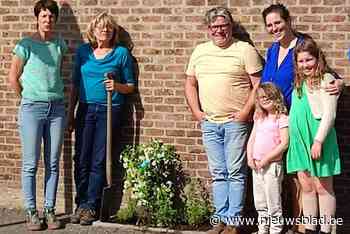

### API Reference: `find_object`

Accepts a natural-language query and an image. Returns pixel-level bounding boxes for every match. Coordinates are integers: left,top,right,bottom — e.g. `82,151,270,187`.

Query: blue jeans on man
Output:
19,98,65,210
201,120,250,226
74,102,121,211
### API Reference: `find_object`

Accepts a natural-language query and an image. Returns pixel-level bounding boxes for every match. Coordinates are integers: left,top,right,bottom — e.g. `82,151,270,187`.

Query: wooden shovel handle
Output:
106,86,112,186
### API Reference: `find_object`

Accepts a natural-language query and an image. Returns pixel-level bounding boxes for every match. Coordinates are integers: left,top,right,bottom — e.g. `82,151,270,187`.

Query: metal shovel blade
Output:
100,184,118,222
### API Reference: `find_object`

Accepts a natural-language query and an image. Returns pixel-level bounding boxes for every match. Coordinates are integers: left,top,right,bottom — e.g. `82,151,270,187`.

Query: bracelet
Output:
314,139,322,144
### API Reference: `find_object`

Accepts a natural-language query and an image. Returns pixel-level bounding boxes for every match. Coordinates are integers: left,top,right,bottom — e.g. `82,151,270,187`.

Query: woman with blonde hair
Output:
68,12,135,225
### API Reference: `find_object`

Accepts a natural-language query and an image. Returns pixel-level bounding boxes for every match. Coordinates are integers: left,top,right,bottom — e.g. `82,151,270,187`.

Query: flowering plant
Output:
120,140,183,227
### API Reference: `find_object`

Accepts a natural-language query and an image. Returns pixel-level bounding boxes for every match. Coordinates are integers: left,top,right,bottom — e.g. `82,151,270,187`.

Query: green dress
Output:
287,83,341,177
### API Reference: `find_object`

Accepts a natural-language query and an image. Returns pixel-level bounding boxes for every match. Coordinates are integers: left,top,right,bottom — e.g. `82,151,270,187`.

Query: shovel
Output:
100,73,117,222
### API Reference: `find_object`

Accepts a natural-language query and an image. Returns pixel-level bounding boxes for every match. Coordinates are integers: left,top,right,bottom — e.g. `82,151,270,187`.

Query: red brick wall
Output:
0,0,349,215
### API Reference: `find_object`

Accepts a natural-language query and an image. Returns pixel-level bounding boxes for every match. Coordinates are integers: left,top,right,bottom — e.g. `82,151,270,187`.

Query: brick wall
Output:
0,0,349,218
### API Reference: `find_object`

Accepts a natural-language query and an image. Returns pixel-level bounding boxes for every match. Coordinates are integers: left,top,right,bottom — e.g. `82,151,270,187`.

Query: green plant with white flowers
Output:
120,140,183,227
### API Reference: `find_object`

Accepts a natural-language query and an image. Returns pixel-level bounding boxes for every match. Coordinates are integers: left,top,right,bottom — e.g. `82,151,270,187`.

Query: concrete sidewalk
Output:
0,207,119,234
0,207,205,234
0,207,348,234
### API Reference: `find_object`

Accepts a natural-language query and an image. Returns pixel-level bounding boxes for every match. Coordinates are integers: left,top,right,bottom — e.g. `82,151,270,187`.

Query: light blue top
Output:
13,36,68,101
73,43,135,106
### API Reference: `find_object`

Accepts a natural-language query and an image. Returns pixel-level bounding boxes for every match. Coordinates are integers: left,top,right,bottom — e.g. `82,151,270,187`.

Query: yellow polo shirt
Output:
186,40,263,123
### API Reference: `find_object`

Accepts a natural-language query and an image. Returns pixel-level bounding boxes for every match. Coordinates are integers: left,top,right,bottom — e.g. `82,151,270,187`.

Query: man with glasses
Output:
185,7,263,234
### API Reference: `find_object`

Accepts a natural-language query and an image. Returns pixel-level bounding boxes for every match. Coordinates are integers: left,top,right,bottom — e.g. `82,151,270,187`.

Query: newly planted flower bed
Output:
115,140,212,229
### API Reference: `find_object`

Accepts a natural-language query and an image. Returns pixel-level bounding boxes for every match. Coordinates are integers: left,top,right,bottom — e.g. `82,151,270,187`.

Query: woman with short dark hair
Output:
8,0,66,231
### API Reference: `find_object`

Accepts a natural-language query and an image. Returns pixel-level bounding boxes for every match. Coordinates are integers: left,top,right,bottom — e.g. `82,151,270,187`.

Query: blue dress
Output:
261,38,303,109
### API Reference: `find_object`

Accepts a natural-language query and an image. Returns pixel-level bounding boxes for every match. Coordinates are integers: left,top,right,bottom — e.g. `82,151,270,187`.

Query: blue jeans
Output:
19,98,65,210
74,103,121,210
201,120,250,225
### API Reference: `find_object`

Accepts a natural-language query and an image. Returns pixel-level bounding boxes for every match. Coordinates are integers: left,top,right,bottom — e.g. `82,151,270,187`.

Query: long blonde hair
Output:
86,12,119,49
255,82,287,119
293,37,331,97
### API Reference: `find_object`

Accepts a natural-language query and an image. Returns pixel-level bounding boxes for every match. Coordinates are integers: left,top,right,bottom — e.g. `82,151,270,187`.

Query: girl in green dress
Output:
287,37,341,234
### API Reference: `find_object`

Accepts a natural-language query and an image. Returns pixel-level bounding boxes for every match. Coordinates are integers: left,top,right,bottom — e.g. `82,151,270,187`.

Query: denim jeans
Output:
18,98,65,210
74,103,121,210
201,120,250,225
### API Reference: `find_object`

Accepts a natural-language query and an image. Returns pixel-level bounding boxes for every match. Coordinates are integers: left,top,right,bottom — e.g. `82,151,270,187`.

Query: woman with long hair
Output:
67,12,135,225
287,37,341,234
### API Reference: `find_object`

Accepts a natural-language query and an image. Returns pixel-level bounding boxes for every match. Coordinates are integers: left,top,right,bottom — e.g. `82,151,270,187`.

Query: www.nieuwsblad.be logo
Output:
210,215,344,226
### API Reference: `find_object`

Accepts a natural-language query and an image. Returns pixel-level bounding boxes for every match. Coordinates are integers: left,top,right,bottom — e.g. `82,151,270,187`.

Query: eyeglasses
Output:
208,23,231,32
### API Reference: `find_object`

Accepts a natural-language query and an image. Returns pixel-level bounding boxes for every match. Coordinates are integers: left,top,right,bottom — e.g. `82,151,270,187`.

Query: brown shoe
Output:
25,208,43,231
207,222,226,234
70,207,83,224
222,225,238,234
80,208,97,225
43,207,63,230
